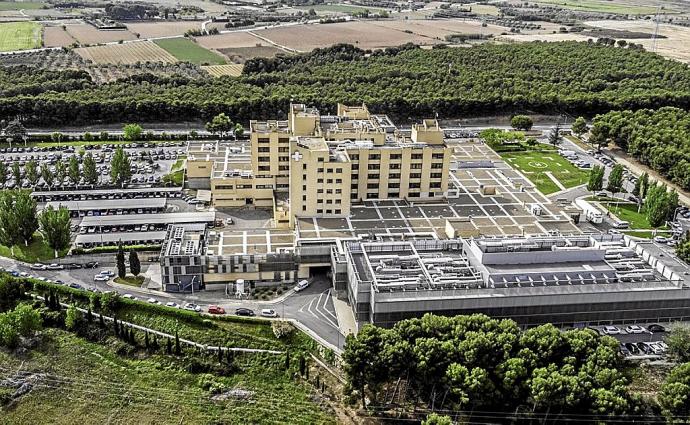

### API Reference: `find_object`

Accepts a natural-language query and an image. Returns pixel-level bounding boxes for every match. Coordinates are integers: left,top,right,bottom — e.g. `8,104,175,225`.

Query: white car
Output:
99,270,115,277
46,263,64,270
165,302,180,309
294,279,310,292
94,274,110,281
625,325,646,334
261,309,278,318
122,294,136,300
30,263,47,270
653,236,668,243
147,298,160,305
602,326,621,335
183,303,201,312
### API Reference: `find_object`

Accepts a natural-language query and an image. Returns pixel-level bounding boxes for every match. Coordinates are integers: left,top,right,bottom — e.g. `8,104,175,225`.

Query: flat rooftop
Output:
46,198,166,211
206,228,294,256
250,120,290,133
80,212,215,228
75,231,167,245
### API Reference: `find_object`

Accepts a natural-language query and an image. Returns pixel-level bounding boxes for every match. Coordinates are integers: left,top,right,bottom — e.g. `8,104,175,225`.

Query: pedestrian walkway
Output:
331,294,357,337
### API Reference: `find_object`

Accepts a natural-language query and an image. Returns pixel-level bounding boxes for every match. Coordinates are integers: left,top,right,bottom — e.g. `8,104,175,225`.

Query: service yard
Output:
0,21,41,51
500,150,590,195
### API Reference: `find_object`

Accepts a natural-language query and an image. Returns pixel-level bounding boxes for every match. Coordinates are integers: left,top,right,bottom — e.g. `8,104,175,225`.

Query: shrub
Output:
65,305,82,331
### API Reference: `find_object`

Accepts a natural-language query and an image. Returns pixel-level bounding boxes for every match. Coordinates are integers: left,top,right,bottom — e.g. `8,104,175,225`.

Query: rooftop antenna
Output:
652,6,662,53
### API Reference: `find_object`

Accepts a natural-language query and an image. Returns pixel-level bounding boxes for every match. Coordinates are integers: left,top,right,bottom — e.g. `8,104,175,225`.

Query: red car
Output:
208,305,225,315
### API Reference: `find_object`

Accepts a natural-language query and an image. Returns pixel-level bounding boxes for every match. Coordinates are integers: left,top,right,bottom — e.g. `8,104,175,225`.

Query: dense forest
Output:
592,107,690,191
2,41,690,125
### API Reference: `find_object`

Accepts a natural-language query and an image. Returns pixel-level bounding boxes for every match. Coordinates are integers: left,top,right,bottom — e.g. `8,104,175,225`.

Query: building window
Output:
335,209,341,214
352,174,358,180
388,192,399,198
326,189,332,194
326,200,332,204
432,153,444,159
302,195,307,201
335,189,342,194
389,173,400,179
389,163,401,169
279,165,289,171
368,174,379,179
279,147,289,152
258,166,270,171
368,164,380,170
258,138,269,144
335,168,342,173
351,183,358,189
410,173,421,179
326,209,332,214
367,183,378,189
430,182,441,189
279,156,289,162
318,157,324,162
318,168,324,173
431,163,443,169
350,154,359,161
327,179,333,183
302,185,306,190
317,178,324,183
351,193,357,199
369,154,380,160
278,138,289,144
317,209,323,214
335,179,342,183
390,154,401,160
409,192,420,198
335,199,341,204
317,189,323,193
366,193,377,199
411,153,423,160
258,156,270,162
258,147,270,153
302,206,306,211
327,168,333,173
430,173,442,179
409,183,421,189
389,183,400,188
410,163,422,169
317,199,323,204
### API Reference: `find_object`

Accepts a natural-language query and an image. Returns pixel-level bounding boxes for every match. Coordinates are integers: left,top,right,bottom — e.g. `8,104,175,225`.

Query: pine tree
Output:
299,355,306,377
218,345,224,363
116,243,126,280
113,318,119,337
129,250,141,276
99,313,105,328
175,330,181,355
285,350,290,370
166,337,172,354
145,331,150,350
86,307,93,322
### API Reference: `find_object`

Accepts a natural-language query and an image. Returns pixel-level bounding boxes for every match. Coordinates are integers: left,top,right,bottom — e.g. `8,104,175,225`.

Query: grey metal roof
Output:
80,212,214,227
75,231,167,245
32,187,182,197
45,198,166,211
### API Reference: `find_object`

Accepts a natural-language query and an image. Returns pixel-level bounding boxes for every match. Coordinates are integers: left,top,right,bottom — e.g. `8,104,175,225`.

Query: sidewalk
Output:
331,295,357,337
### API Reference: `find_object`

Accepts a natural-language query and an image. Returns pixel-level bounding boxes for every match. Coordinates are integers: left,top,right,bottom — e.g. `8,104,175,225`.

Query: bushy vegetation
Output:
343,314,642,419
592,107,690,191
2,42,690,125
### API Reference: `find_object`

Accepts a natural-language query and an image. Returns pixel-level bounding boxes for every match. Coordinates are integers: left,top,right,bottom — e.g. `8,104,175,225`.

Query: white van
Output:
294,279,310,292
613,221,630,229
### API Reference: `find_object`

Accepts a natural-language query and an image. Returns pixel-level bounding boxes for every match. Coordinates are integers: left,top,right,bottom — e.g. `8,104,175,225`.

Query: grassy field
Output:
0,1,46,10
0,233,67,263
0,329,334,424
534,0,659,14
163,157,185,185
155,38,226,65
624,230,671,239
0,22,41,51
596,201,669,230
113,275,145,287
500,150,590,195
296,3,388,13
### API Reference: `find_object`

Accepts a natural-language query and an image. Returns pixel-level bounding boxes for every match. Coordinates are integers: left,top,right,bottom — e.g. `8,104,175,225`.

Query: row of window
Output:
353,172,444,180
257,147,290,153
350,153,445,161
257,137,289,144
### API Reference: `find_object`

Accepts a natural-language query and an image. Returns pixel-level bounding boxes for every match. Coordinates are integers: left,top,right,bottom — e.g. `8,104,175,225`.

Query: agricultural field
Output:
533,0,662,14
373,19,508,41
203,64,244,77
0,1,46,10
499,32,593,43
254,21,441,52
0,21,40,51
154,37,226,65
75,41,177,65
500,150,590,195
195,31,265,50
65,23,137,45
126,21,203,39
585,20,690,63
295,3,388,14
43,25,76,47
218,45,287,63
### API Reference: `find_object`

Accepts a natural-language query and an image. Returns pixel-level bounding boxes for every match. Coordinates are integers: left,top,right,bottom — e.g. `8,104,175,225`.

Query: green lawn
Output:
154,38,225,65
624,230,671,239
500,150,590,195
163,157,185,185
113,275,145,287
0,233,67,263
0,328,334,424
0,1,47,10
597,201,668,230
0,21,41,51
534,0,660,14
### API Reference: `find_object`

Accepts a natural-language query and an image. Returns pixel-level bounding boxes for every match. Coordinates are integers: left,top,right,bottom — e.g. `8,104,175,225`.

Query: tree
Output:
123,123,143,141
65,304,82,331
68,156,80,185
25,160,39,187
572,116,588,137
587,165,604,193
40,163,54,188
82,152,98,186
54,161,66,186
342,324,388,409
606,164,624,199
15,190,38,246
677,235,690,264
233,123,245,139
588,122,609,153
659,362,690,423
51,132,63,143
39,205,71,256
547,123,562,148
668,325,690,362
110,147,132,186
3,119,26,142
0,162,6,187
510,115,533,131
638,172,650,200
0,192,21,254
645,183,670,228
206,113,233,138
10,162,21,186
116,243,126,279
129,250,140,276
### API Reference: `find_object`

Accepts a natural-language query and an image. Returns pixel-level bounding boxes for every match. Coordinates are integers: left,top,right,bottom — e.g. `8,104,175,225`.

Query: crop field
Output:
585,20,690,63
43,25,76,47
218,45,287,62
499,32,593,43
533,0,662,14
254,21,441,52
75,41,178,64
154,37,226,65
0,21,40,51
501,150,590,195
65,23,137,45
202,64,244,77
0,1,46,9
373,19,508,40
295,3,388,13
126,21,203,39
195,31,264,50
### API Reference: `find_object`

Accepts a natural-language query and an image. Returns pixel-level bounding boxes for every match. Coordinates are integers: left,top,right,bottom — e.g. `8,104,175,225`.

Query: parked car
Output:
235,308,255,317
595,191,608,197
625,343,639,355
654,236,668,243
625,325,646,334
47,263,64,270
261,309,278,318
208,305,226,315
94,274,110,282
83,261,99,269
294,279,310,292
68,283,83,290
99,270,115,277
147,298,160,305
619,344,630,356
165,302,180,309
122,294,136,300
636,342,654,355
183,302,201,312
602,326,621,335
647,324,666,333
30,263,47,270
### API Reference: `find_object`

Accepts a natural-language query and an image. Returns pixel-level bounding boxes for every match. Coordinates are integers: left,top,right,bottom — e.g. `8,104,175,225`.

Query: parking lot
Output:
587,323,671,359
0,142,186,190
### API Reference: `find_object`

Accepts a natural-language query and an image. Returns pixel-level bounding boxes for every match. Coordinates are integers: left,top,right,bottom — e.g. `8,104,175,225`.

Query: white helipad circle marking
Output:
528,161,548,168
